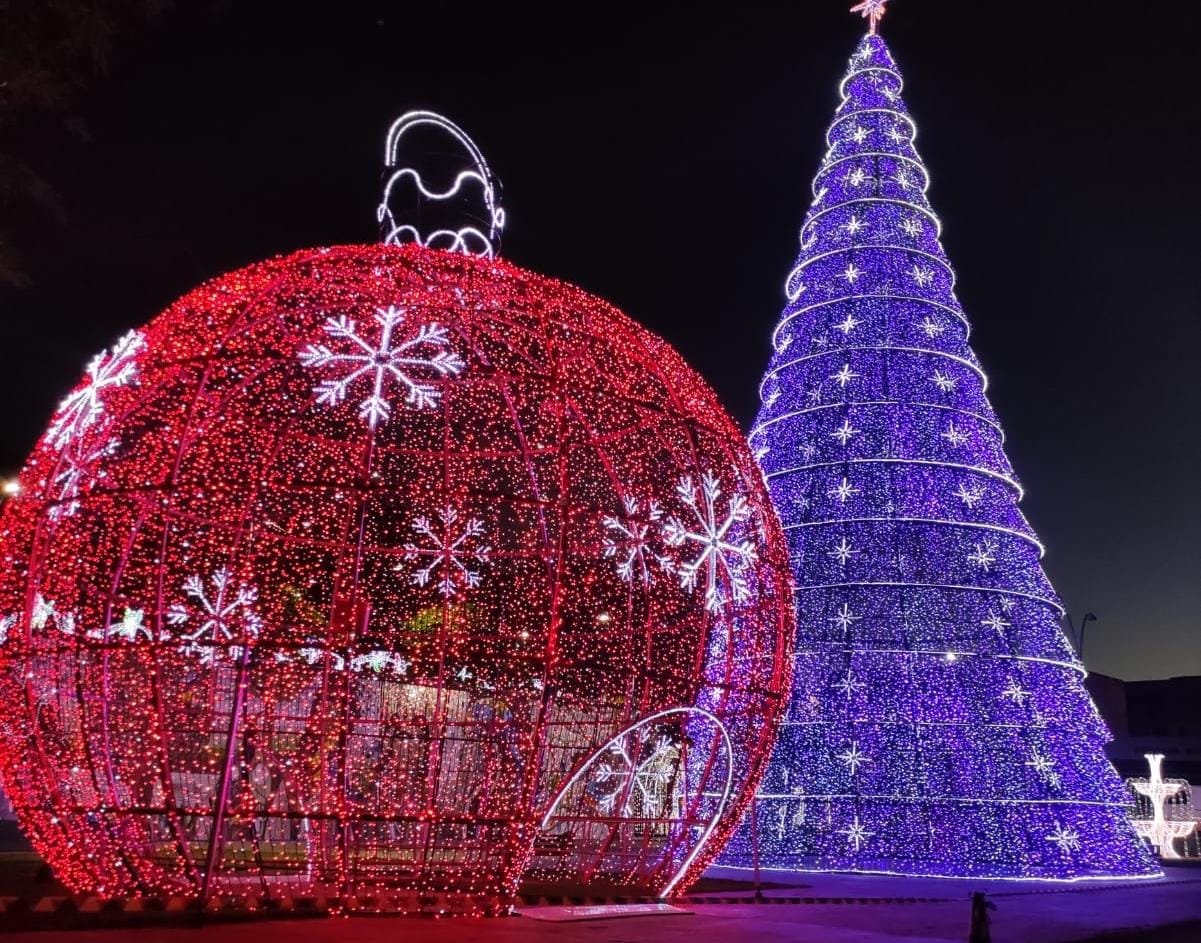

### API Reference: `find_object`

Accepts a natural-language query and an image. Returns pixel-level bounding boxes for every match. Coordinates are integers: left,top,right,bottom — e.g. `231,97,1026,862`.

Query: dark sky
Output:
3,3,1198,681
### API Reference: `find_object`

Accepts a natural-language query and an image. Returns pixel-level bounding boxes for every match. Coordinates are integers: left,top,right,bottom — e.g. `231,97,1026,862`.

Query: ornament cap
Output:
377,110,504,258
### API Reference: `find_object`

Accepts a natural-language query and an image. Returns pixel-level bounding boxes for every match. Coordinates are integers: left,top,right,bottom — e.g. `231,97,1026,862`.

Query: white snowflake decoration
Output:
1001,679,1032,705
603,496,670,585
839,814,875,852
47,331,144,451
828,477,861,504
954,482,985,508
831,419,860,445
836,741,872,775
845,167,869,188
843,214,868,235
830,364,860,388
941,421,970,447
828,536,860,566
834,312,862,335
1045,821,1080,854
167,568,261,663
910,264,935,288
981,611,1010,635
900,216,923,237
842,263,863,284
401,507,490,598
930,370,957,392
299,306,464,428
662,471,758,613
834,667,867,699
830,602,860,633
968,539,999,573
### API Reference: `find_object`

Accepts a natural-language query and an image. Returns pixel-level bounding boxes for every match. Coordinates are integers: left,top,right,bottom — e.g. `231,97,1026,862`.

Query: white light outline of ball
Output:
538,706,734,898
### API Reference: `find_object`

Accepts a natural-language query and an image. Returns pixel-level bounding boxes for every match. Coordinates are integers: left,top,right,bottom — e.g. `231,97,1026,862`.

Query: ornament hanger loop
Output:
377,110,505,258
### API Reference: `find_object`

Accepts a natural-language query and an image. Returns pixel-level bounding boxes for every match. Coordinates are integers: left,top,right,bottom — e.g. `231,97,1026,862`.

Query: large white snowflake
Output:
47,331,144,451
1045,821,1081,854
167,568,261,663
661,471,758,613
968,538,999,573
401,507,490,598
603,496,670,585
299,306,464,428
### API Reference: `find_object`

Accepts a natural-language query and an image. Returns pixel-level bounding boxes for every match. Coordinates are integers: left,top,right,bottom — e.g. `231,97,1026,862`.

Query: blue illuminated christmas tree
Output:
719,27,1158,879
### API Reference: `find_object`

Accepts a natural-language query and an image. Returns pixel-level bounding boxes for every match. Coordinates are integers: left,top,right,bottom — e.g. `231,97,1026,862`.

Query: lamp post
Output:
1064,611,1097,660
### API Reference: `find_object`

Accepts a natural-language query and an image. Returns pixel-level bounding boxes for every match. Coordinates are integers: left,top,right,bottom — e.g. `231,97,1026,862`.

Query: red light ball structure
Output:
0,243,793,912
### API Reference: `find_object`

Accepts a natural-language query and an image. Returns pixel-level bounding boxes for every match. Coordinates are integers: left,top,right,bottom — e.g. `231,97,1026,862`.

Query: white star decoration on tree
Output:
299,306,465,428
835,312,862,334
662,471,758,612
402,507,490,598
888,125,909,146
910,265,935,288
828,537,860,566
839,814,875,851
167,568,262,663
919,316,945,339
603,496,669,585
981,611,1011,636
955,482,985,508
968,539,999,573
1046,822,1081,854
831,419,860,445
831,602,860,633
1001,679,1032,705
845,167,869,187
843,263,863,284
1027,752,1062,789
836,742,872,775
900,216,923,237
849,125,870,144
834,667,867,699
828,477,861,504
941,422,970,447
843,214,868,235
930,370,957,392
831,364,860,388
47,331,144,451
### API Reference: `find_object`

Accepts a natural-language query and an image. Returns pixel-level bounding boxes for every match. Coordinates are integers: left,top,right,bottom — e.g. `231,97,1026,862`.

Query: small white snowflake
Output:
895,168,916,190
776,334,794,353
981,611,1011,636
836,742,872,775
839,814,875,852
918,317,944,340
828,537,860,566
806,387,824,407
900,216,923,237
910,265,936,288
47,331,144,451
845,167,869,188
931,370,958,392
800,443,819,462
955,482,985,507
764,387,782,407
827,477,861,504
849,125,870,144
662,470,758,613
835,312,862,335
167,569,261,663
1028,753,1061,789
834,667,867,699
603,496,669,585
843,214,868,236
842,263,863,284
1001,679,1032,705
941,422,970,447
831,364,860,388
299,306,464,428
830,602,860,633
401,507,490,598
968,539,999,573
831,419,859,445
887,125,908,145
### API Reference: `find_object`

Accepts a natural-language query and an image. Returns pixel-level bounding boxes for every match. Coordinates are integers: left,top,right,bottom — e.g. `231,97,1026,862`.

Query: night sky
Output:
2,3,1197,681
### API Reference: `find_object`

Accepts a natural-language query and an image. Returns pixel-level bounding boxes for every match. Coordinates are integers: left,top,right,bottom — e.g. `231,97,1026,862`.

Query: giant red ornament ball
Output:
0,243,793,911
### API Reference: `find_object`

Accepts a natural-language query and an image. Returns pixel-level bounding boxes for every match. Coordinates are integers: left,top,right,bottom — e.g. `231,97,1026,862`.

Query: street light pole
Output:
1065,611,1097,660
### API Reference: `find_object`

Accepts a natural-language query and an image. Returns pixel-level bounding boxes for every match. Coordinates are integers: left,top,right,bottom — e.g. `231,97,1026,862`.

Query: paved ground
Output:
2,865,1199,942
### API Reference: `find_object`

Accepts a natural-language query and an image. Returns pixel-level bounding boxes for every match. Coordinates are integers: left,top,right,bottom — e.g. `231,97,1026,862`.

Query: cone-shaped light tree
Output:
720,28,1158,879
